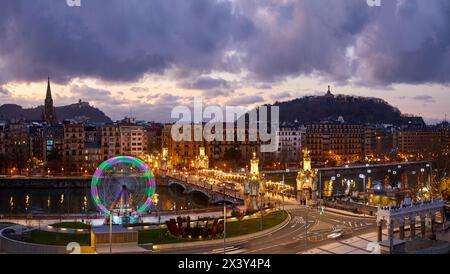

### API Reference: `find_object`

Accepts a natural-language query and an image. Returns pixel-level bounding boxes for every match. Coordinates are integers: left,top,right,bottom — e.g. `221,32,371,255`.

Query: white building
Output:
119,117,146,158
276,126,306,163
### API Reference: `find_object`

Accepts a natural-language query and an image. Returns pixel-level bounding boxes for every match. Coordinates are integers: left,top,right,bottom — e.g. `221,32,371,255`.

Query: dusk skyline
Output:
0,0,449,258
0,0,449,123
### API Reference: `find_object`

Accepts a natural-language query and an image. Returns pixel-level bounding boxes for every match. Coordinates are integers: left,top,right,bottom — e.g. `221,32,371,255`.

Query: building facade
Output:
101,124,121,161
275,127,305,163
119,117,146,158
162,123,261,168
364,125,395,161
302,121,364,165
63,123,85,172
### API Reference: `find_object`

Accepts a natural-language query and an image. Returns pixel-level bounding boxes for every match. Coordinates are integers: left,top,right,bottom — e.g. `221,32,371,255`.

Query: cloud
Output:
351,0,450,86
141,93,186,122
411,95,435,103
227,95,264,106
70,84,112,101
238,0,450,86
178,76,230,90
0,86,10,96
0,0,449,97
256,84,272,90
130,87,149,93
0,0,254,84
271,91,291,102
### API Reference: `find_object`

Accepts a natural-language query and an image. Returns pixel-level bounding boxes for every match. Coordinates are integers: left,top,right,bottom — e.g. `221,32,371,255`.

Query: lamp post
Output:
420,168,425,200
223,183,227,254
336,173,341,196
305,201,308,250
319,171,322,200
426,163,432,192
259,193,264,231
109,214,112,254
359,174,366,216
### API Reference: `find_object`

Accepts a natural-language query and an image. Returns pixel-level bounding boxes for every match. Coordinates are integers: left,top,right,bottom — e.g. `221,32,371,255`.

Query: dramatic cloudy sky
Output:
0,0,449,123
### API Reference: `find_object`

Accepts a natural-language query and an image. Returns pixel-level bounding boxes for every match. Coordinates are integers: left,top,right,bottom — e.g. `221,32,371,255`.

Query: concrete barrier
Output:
0,226,94,254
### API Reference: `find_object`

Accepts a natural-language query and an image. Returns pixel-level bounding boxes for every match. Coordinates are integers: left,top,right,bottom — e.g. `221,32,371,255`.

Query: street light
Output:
359,174,366,215
222,183,227,254
336,173,341,195
426,163,432,195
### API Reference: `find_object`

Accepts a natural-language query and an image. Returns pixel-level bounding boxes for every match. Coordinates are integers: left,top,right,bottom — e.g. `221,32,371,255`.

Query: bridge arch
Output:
186,189,211,200
168,180,187,190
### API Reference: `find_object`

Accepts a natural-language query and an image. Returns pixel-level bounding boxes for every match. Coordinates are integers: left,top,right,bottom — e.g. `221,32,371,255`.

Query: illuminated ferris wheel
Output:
90,156,156,224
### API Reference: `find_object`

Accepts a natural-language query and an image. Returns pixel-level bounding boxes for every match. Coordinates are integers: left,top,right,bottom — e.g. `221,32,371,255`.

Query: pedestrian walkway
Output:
300,231,384,254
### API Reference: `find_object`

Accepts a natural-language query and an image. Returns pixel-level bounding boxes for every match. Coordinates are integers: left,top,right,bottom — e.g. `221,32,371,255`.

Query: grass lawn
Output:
138,229,194,245
16,211,288,246
50,222,91,229
138,210,288,245
22,230,90,246
226,210,288,238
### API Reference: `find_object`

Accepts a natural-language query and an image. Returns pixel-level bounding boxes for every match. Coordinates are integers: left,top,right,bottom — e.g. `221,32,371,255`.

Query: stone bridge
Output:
165,177,244,205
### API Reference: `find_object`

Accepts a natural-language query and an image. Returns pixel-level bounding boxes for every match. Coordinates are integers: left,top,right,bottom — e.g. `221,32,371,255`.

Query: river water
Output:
0,185,209,215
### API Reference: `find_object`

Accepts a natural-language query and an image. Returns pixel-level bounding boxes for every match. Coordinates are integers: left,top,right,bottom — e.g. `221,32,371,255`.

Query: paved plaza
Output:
301,231,383,254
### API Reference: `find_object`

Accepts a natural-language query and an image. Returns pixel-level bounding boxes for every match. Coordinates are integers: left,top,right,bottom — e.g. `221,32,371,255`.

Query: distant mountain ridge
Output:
0,101,112,123
0,92,421,126
271,93,405,125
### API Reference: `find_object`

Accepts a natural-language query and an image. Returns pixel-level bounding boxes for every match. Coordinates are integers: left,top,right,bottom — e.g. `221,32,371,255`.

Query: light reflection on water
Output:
0,186,209,215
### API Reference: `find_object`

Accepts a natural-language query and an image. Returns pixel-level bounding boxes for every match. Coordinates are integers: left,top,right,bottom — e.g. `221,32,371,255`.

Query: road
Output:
158,206,377,254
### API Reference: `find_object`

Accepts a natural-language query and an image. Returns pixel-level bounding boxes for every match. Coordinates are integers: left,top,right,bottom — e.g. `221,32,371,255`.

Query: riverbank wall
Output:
0,175,168,189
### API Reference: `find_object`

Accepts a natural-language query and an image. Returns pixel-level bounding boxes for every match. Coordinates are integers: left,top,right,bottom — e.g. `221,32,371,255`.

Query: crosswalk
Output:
336,220,375,228
290,216,306,228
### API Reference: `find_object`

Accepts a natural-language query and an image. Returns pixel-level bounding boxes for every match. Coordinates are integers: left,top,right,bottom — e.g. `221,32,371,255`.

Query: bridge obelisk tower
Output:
244,152,263,212
296,149,318,206
195,146,209,170
159,147,172,170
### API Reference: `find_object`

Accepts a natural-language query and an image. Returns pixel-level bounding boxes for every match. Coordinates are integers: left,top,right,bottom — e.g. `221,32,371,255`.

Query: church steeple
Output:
46,76,52,100
43,76,57,124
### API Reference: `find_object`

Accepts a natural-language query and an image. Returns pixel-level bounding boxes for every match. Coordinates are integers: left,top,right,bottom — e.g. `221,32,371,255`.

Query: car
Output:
327,229,344,239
